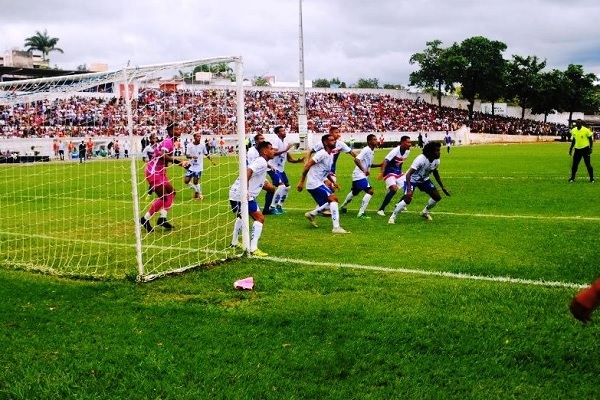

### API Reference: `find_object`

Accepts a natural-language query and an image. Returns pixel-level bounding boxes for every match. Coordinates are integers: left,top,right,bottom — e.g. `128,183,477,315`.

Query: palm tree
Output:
24,29,64,61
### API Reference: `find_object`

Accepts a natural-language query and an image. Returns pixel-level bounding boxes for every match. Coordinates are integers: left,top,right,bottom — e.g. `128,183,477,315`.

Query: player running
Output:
376,135,411,216
339,134,382,219
388,141,450,224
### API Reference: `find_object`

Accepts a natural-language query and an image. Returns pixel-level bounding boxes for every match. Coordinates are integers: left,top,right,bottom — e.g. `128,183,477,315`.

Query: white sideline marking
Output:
260,255,587,290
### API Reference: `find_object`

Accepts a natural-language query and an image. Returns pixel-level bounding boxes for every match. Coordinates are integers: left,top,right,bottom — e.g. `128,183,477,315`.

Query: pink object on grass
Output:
234,277,254,290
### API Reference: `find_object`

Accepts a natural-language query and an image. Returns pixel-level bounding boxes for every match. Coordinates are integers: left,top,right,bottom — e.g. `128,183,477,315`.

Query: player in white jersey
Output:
184,132,216,200
297,134,350,234
264,125,304,215
306,126,357,184
388,142,450,224
228,141,276,257
376,135,411,216
339,134,382,219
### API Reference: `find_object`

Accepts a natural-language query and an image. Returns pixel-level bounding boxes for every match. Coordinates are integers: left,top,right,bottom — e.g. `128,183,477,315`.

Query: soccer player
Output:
184,132,216,200
264,125,304,215
297,133,350,234
388,141,450,224
140,122,190,232
445,131,452,154
229,141,275,257
568,119,594,183
376,135,412,216
306,125,357,185
570,277,600,323
340,134,382,219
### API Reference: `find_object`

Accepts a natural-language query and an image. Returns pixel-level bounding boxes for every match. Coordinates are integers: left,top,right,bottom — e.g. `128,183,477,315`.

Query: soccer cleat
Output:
357,213,371,220
568,179,575,183
229,243,242,249
340,206,348,214
332,227,350,234
140,217,153,233
591,179,595,183
377,210,385,216
421,212,433,221
275,205,285,214
271,207,283,215
194,192,204,200
250,249,269,257
156,217,174,230
304,212,318,228
388,216,395,225
569,298,592,323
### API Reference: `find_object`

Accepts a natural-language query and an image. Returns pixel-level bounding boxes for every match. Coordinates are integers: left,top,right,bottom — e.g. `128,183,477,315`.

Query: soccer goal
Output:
0,56,252,281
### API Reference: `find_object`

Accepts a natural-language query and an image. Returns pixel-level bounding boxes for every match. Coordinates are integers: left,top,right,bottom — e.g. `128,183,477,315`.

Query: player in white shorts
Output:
376,135,411,216
185,132,216,199
388,142,450,224
339,134,382,219
297,133,350,234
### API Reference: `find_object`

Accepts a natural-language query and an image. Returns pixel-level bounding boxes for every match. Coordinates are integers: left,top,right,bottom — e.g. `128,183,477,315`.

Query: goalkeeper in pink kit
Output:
140,122,189,232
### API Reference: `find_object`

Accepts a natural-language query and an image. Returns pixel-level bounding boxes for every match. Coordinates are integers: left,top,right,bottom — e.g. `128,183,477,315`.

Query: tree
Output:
355,78,379,89
530,69,565,122
312,78,330,88
560,64,600,125
253,76,270,87
330,77,346,88
409,40,456,108
506,55,547,119
76,64,89,72
24,29,64,61
446,36,508,120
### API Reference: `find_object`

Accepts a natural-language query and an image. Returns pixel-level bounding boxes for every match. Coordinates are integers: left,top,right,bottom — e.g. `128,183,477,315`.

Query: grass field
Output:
1,142,599,399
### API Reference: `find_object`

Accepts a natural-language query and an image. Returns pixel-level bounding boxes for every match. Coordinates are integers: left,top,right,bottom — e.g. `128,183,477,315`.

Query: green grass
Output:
1,142,599,399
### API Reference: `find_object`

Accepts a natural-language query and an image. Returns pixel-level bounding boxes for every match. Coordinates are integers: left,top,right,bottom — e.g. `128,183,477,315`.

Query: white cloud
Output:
1,0,598,85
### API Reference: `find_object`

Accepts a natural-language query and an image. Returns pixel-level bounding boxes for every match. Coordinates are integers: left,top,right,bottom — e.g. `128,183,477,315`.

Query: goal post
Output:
0,56,250,281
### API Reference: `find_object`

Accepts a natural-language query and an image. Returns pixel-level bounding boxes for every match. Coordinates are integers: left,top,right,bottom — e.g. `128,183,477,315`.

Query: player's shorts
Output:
185,169,202,179
268,170,289,186
229,199,260,217
384,173,405,189
351,178,371,194
308,184,334,206
406,179,436,194
145,172,169,190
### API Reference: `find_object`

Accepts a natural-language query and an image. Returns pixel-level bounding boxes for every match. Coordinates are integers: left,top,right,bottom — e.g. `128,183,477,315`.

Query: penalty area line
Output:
262,255,587,290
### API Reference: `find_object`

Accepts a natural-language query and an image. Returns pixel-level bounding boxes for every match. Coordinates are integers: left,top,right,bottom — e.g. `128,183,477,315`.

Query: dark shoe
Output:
156,217,174,230
140,217,153,233
570,298,592,323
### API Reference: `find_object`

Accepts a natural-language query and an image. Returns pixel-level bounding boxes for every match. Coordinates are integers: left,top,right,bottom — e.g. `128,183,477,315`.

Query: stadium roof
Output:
0,66,87,82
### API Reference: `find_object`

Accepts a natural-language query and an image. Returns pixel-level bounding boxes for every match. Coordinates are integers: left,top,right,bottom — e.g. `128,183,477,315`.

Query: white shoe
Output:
388,216,395,224
332,227,350,234
421,212,433,221
304,212,318,228
377,210,385,216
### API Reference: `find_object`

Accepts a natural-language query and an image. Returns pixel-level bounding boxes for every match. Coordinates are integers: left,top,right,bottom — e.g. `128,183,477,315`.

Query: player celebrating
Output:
340,134,382,219
388,142,450,224
297,133,350,234
376,135,412,216
264,125,304,215
184,132,216,200
140,122,190,232
229,141,276,257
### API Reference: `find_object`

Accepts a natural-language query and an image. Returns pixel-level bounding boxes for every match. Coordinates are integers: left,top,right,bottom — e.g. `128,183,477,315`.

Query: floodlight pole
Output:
298,0,309,150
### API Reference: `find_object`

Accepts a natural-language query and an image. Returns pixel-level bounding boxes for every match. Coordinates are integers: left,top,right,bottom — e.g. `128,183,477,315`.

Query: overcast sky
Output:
1,0,599,86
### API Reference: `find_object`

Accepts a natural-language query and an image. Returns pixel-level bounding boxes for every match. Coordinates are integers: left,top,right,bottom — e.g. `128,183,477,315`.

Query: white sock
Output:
330,202,340,229
342,192,354,208
424,198,438,213
231,217,243,245
359,193,372,215
159,209,168,218
250,221,263,252
278,186,290,207
391,200,407,218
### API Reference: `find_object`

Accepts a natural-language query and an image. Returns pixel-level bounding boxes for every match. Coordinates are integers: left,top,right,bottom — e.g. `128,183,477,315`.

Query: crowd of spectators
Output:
0,88,567,139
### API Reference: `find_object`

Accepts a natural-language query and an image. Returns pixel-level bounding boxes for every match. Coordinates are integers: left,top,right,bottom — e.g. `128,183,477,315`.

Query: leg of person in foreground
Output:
570,278,600,323
141,183,176,232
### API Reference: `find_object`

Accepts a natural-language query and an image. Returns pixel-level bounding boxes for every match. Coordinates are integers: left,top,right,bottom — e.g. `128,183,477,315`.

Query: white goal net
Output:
0,56,249,281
